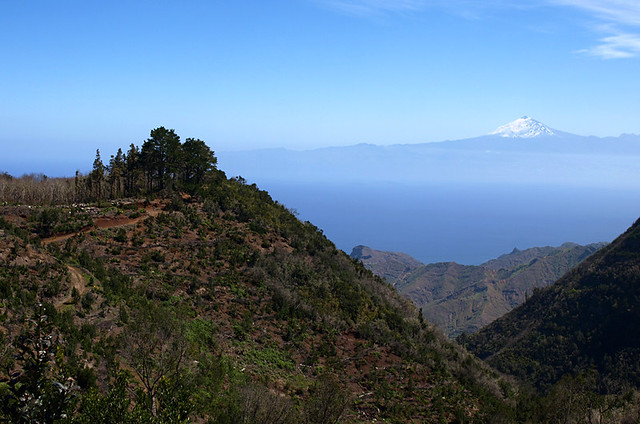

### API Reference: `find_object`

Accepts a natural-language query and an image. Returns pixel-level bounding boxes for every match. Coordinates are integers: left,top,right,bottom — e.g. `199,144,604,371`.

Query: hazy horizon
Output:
2,1,640,172
260,181,640,265
3,1,640,266
4,115,640,178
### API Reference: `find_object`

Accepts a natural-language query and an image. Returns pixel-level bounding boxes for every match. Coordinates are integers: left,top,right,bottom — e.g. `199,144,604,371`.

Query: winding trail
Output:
43,205,163,245
55,265,88,309
44,203,165,310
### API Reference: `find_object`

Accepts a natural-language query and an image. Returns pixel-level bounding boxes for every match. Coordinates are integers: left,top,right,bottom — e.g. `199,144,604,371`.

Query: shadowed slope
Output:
463,217,640,391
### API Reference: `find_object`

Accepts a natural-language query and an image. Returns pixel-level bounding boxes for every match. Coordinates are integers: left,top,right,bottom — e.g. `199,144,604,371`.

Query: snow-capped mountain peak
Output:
490,116,555,138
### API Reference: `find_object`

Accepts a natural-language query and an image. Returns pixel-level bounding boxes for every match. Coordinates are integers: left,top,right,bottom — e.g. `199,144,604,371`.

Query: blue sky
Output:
1,0,640,176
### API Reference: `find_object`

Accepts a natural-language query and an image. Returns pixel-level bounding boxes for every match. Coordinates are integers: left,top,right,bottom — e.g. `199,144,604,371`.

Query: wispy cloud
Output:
578,32,640,58
316,0,428,17
552,0,640,26
315,0,542,22
317,0,640,58
551,0,640,58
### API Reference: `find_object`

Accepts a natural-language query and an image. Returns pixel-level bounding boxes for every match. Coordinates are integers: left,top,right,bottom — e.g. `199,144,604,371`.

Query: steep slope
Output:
350,245,424,286
352,243,605,338
463,217,640,391
0,176,512,422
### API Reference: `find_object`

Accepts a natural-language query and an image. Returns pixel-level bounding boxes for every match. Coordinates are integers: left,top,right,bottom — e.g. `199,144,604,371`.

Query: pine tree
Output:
140,127,182,192
89,149,105,201
124,143,142,197
182,138,217,189
107,148,125,199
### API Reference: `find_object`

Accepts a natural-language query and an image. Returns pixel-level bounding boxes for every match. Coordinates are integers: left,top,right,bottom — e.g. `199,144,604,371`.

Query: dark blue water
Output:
259,181,640,265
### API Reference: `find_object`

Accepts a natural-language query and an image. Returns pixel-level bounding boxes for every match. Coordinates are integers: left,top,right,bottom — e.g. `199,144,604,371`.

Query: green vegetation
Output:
0,130,515,422
353,243,605,338
0,127,217,205
5,127,639,422
463,217,640,421
83,127,217,201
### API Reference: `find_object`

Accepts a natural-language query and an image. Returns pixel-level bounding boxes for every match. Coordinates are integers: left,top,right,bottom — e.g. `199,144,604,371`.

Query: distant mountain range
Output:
351,242,606,338
463,216,640,391
219,117,640,188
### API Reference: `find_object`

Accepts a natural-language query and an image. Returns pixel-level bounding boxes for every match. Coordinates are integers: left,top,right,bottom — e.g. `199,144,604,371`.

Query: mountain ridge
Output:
351,242,606,338
462,216,640,392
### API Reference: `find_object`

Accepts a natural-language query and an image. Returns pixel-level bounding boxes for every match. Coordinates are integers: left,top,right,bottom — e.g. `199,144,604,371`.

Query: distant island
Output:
219,116,640,187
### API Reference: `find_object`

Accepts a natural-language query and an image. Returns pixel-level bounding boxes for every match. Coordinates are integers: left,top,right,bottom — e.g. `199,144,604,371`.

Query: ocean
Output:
258,181,640,265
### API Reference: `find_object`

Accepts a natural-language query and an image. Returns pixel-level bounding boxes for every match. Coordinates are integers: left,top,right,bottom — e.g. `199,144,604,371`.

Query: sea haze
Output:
259,181,639,265
218,118,640,264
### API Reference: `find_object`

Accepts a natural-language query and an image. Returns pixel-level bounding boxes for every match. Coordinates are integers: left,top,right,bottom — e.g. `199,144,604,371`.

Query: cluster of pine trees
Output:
1,127,219,205
80,127,217,201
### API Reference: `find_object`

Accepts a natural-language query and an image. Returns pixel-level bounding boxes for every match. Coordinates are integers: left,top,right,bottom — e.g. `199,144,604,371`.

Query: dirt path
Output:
56,265,88,308
43,206,163,245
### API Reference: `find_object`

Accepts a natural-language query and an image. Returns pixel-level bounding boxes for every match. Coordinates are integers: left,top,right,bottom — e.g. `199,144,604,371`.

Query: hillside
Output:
351,243,605,338
463,216,640,393
349,245,423,286
0,131,513,423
